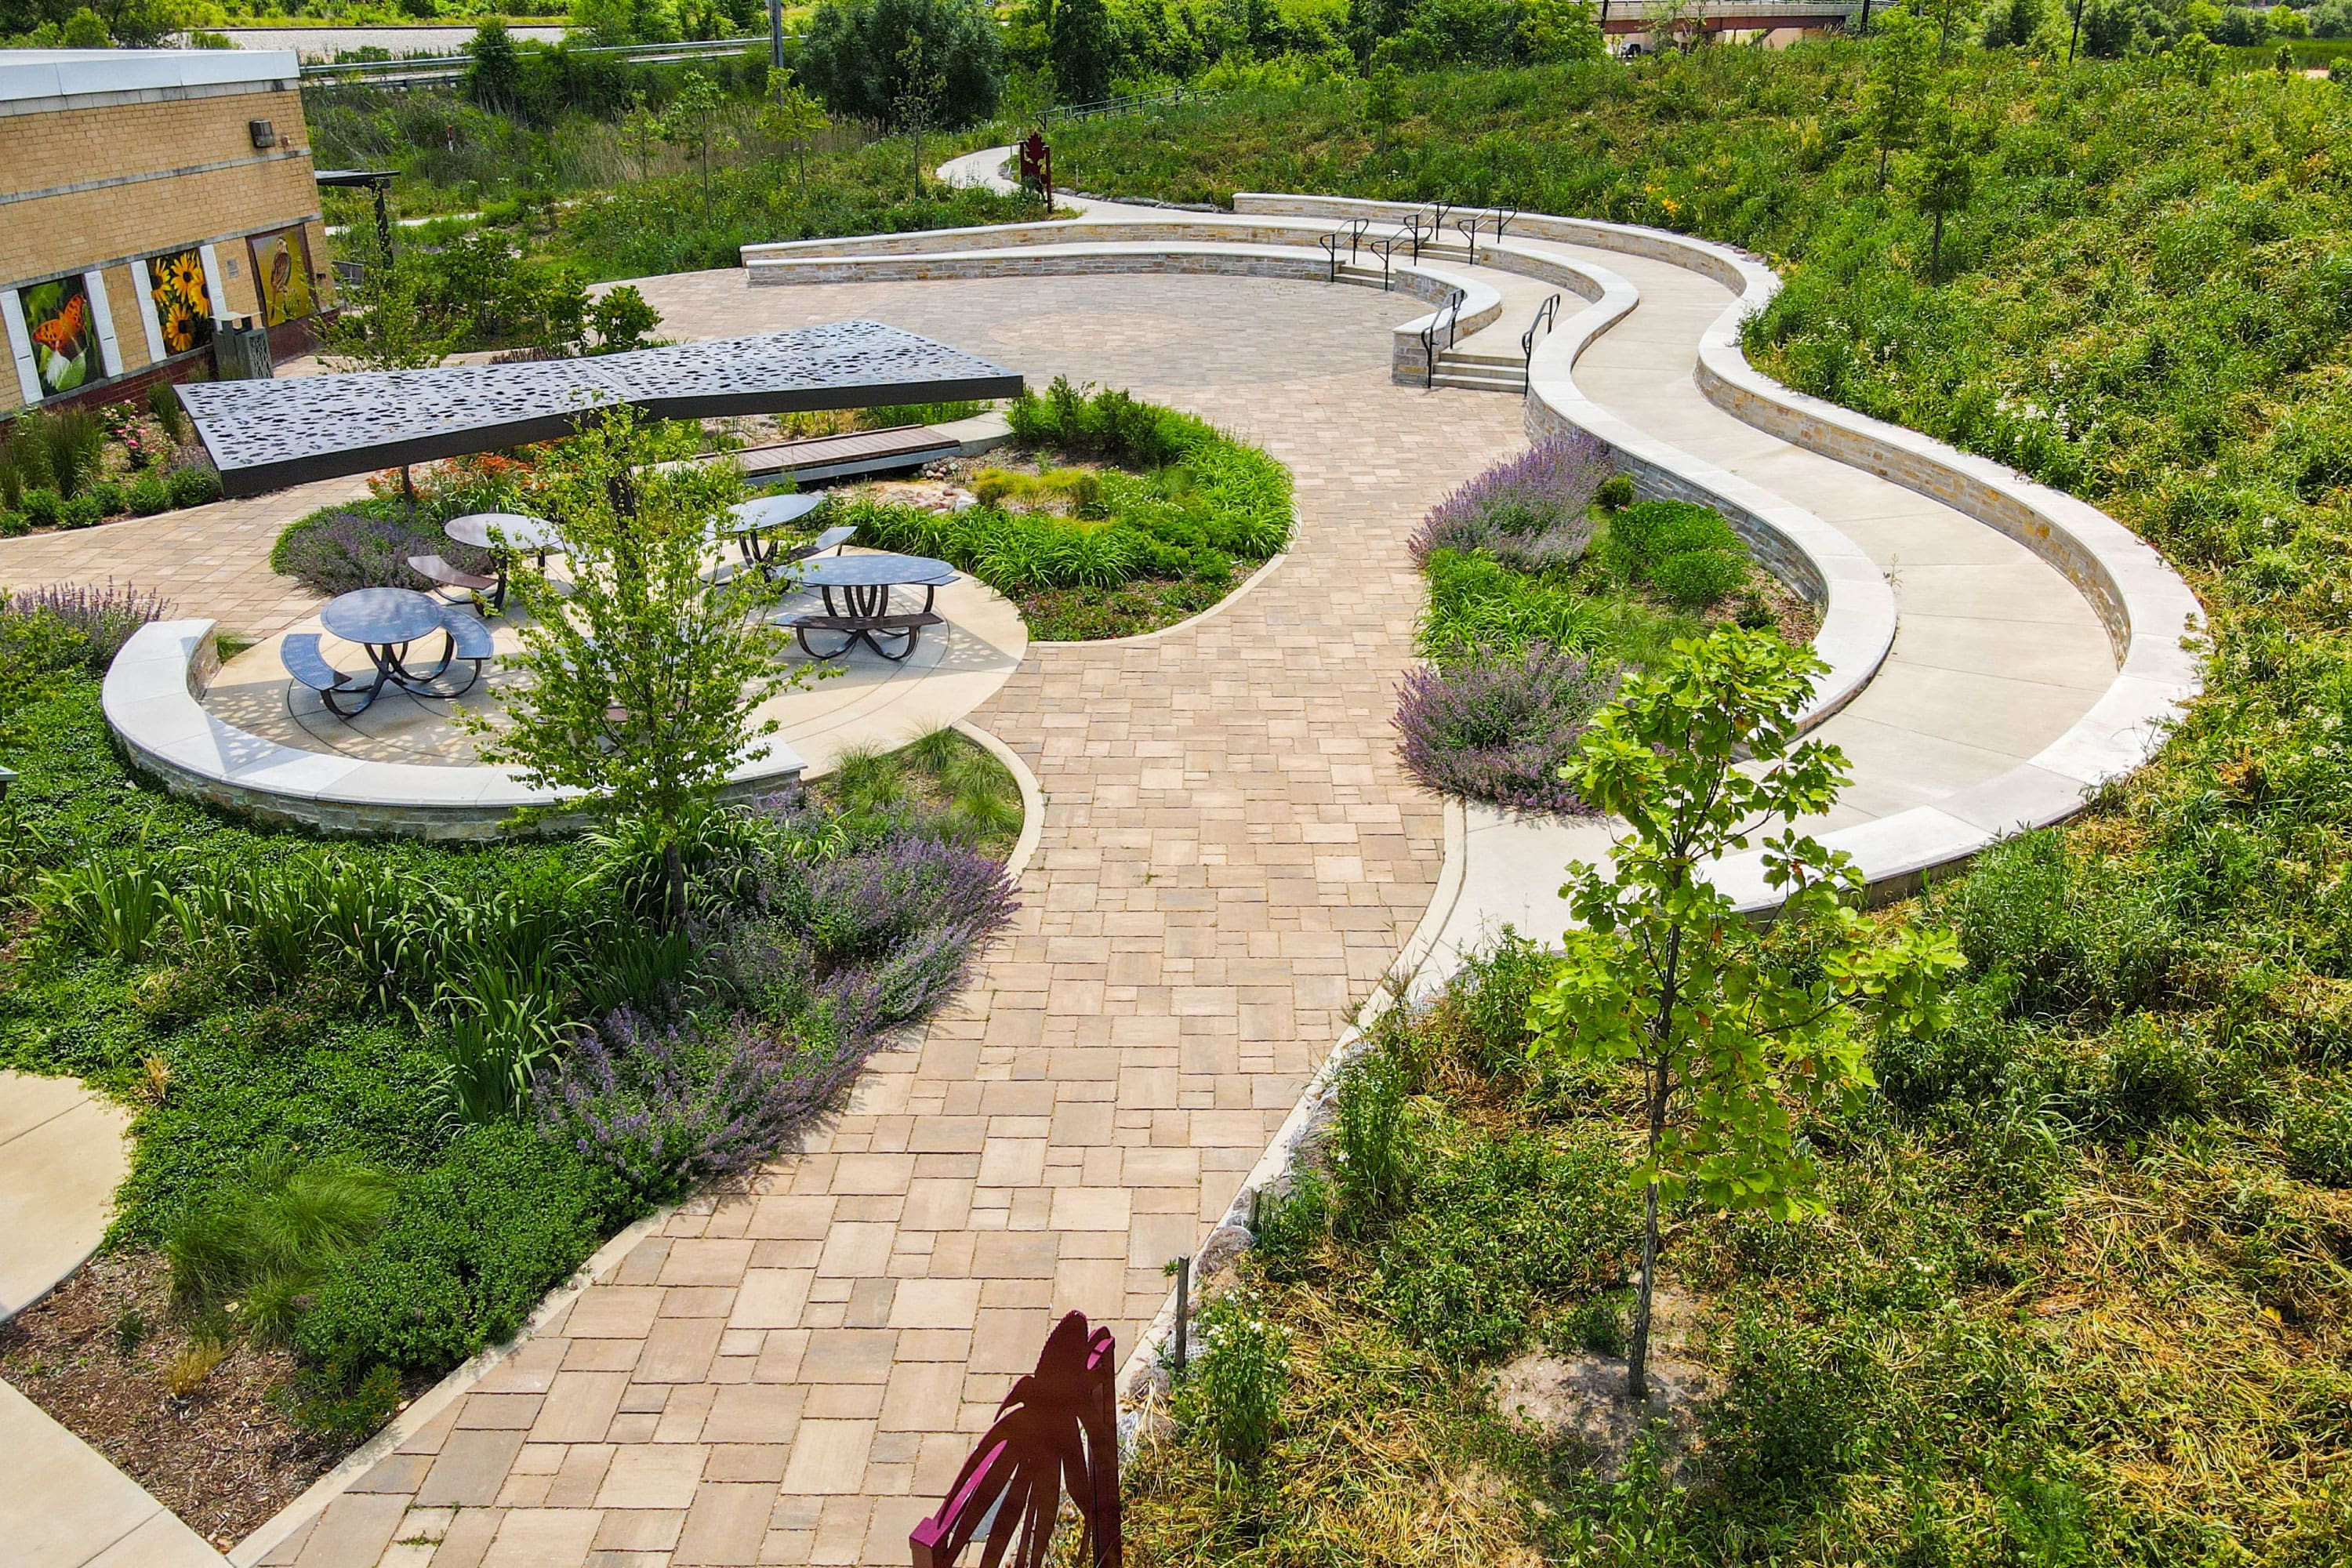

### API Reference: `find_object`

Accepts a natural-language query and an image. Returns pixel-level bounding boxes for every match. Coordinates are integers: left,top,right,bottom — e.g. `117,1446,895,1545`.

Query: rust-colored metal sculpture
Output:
1017,132,1054,213
909,1311,1121,1568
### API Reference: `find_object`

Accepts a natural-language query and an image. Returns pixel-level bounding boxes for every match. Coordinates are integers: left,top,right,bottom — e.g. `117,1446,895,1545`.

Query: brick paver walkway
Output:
255,274,1526,1568
0,477,358,638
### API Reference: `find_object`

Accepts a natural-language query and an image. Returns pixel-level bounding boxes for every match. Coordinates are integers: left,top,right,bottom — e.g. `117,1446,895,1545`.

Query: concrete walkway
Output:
1,1072,132,1320
0,1075,220,1568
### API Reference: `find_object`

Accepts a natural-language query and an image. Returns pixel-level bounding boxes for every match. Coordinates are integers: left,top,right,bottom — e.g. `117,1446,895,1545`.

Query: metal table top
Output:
320,586,443,647
726,492,829,535
794,553,957,588
446,511,561,551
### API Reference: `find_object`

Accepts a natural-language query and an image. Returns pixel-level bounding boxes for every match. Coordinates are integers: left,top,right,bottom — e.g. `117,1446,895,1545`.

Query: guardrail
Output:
300,36,768,87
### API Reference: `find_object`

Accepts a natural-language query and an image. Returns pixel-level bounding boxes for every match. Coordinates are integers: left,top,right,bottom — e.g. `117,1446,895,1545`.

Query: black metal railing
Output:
1316,217,1372,280
1454,216,1485,267
1493,205,1520,241
1046,85,1206,123
1368,230,1413,290
1521,292,1563,390
1421,289,1467,388
1396,212,1432,261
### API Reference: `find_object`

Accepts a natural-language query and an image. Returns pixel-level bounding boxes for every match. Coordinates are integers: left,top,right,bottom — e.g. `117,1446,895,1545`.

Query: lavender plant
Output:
1408,434,1614,568
1395,644,1617,816
3,579,174,667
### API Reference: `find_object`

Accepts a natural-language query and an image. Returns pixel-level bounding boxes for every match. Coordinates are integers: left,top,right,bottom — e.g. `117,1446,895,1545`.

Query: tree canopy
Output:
797,0,1005,129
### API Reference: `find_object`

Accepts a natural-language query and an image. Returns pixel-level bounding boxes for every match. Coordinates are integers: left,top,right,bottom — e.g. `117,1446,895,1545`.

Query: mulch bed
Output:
0,1251,343,1550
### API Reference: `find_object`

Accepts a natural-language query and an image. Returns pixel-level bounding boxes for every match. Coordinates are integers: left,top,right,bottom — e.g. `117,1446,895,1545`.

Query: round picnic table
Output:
318,587,456,707
723,492,830,568
446,512,560,608
785,553,958,662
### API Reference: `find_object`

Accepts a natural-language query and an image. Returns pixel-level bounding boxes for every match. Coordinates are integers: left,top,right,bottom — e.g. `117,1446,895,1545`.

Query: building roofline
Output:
0,48,300,109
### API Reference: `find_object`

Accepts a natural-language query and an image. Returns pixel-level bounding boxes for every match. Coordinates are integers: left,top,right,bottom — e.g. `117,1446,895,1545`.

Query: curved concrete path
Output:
0,1075,224,1568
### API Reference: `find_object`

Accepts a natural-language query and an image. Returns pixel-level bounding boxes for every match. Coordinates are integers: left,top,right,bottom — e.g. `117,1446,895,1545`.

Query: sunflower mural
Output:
20,274,96,396
146,249,212,354
248,226,317,328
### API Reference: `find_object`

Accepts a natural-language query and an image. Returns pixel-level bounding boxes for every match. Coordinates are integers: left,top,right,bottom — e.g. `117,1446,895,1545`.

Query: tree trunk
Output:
1628,1058,1668,1402
663,839,686,933
1878,143,1890,191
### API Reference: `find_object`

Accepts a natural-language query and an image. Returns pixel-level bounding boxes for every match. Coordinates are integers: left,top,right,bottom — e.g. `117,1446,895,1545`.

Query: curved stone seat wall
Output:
746,239,1505,389
104,620,808,840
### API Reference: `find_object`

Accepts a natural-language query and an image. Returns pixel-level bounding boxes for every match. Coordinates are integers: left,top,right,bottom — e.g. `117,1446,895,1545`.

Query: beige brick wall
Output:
1,83,334,416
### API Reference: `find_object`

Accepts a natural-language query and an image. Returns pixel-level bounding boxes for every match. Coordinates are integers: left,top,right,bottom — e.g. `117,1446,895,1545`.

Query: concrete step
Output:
1438,347,1523,369
1430,368,1526,394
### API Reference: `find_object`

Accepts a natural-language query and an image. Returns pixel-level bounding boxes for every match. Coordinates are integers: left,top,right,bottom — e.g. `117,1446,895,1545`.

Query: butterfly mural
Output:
147,249,213,355
20,275,96,396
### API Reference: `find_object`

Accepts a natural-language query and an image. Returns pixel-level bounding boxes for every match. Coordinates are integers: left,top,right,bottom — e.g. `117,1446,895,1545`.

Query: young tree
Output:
1862,10,1932,191
473,406,802,927
1526,629,1962,1402
1912,109,1975,282
620,94,665,182
891,32,949,189
660,70,738,223
321,230,470,373
756,72,830,194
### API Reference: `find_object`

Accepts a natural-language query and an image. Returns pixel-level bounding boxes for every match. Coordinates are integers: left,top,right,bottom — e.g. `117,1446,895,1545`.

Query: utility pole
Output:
2067,0,2082,61
1858,0,1872,35
768,0,784,70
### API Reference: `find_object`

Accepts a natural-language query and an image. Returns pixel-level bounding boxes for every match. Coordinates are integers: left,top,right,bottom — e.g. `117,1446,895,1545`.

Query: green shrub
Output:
1597,474,1636,510
1940,832,2178,1021
1181,1290,1288,1468
1602,499,1743,583
126,472,170,516
58,494,102,528
20,487,61,528
40,858,172,962
1371,1128,1635,1366
1704,1309,1875,1510
1651,546,1748,607
166,464,221,508
284,1363,403,1439
295,1123,633,1385
2281,1092,2352,1185
0,509,26,537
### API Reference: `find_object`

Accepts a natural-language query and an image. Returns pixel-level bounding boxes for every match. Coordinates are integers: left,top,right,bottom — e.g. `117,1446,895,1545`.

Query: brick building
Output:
0,48,335,419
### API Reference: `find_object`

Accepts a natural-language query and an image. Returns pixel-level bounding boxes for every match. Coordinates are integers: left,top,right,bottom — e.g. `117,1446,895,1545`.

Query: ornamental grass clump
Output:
1393,643,1616,815
1408,433,1614,568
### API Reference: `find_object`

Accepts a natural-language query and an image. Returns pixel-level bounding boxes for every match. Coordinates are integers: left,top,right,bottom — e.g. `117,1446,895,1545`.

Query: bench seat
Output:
409,553,499,606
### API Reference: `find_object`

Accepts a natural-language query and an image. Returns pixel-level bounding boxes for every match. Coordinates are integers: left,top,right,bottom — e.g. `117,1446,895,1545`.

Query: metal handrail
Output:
1521,292,1563,390
1493,206,1519,241
1396,213,1431,261
1046,85,1205,124
1420,288,1466,389
1318,219,1372,281
1368,231,1411,291
1454,216,1483,267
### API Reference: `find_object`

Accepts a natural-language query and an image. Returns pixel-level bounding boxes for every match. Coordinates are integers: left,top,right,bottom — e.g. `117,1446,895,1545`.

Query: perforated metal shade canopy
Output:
178,320,1023,496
